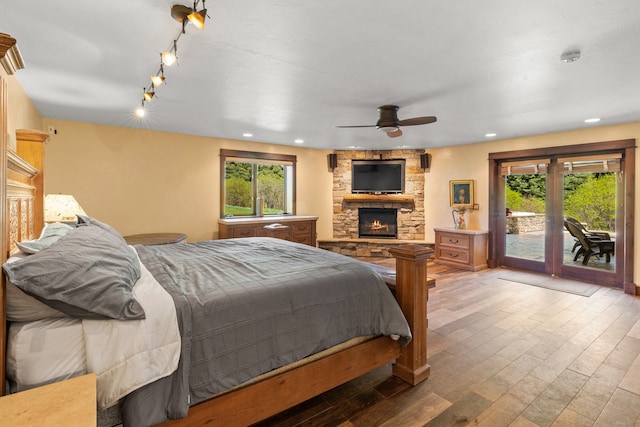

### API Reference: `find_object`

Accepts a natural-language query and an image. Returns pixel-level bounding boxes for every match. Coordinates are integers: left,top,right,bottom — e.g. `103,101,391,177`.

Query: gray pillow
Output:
16,222,74,254
2,216,144,320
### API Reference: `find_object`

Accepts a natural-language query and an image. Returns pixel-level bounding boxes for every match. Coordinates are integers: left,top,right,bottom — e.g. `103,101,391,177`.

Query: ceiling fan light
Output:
378,126,398,133
187,9,206,30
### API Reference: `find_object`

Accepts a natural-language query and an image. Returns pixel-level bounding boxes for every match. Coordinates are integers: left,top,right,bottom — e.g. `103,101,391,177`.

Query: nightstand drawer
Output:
437,232,471,250
436,247,470,264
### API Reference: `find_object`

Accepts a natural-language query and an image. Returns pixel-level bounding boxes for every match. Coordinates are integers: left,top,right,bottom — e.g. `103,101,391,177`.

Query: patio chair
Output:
564,219,615,265
564,217,611,253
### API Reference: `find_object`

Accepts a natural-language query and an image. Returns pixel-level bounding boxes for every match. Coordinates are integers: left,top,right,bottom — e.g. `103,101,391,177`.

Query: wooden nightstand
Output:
124,232,187,246
0,373,96,426
434,228,488,271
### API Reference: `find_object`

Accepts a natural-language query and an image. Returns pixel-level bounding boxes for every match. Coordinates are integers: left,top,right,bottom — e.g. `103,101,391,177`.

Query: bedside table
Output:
0,373,96,426
124,232,187,246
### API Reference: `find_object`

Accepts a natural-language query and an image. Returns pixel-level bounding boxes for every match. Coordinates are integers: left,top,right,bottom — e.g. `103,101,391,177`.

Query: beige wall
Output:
41,119,334,242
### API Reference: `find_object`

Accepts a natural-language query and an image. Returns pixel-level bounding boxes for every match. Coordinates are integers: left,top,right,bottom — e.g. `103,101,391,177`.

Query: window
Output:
220,149,296,217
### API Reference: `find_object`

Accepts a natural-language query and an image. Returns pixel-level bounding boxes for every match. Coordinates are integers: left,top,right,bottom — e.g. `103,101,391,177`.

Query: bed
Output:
0,129,431,426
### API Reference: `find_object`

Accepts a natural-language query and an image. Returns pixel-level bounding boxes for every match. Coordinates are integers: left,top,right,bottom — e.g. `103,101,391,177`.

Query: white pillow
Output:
16,222,74,254
4,254,68,321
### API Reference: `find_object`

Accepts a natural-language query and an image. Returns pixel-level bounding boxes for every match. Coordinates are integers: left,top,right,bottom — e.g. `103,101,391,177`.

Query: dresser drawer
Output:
291,222,313,237
261,224,291,240
291,234,313,246
231,226,257,238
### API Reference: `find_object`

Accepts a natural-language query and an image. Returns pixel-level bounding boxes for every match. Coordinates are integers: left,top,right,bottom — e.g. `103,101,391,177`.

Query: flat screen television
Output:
351,159,405,194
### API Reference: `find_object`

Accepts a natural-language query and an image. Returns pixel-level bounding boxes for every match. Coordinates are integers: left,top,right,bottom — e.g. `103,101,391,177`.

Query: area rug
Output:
498,271,600,297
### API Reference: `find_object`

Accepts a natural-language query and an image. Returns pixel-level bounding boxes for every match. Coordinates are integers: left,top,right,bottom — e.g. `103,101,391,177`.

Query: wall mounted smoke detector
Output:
560,49,581,63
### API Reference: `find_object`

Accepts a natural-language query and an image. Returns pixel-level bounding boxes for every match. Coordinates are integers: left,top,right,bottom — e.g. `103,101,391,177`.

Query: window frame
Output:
220,149,297,218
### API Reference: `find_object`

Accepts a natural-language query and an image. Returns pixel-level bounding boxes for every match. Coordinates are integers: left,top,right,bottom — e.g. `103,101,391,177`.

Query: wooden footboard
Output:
158,244,432,427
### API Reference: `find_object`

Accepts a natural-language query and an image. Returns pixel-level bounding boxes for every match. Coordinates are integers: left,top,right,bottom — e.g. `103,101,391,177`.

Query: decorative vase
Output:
452,208,467,230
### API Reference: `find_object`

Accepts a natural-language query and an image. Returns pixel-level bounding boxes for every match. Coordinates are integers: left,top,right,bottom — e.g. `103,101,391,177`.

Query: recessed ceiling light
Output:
294,139,304,144
485,133,497,137
347,145,361,149
584,118,600,123
243,133,253,137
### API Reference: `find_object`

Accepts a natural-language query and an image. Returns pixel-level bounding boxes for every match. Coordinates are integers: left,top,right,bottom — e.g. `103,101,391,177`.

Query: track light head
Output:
151,61,166,86
143,85,155,102
161,40,178,66
135,100,145,118
188,9,207,30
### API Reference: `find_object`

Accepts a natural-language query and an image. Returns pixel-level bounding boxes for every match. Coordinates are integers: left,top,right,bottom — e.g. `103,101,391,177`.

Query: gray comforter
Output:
121,237,411,426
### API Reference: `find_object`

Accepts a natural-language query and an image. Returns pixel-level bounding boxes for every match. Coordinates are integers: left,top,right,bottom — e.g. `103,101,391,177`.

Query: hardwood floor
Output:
253,260,640,426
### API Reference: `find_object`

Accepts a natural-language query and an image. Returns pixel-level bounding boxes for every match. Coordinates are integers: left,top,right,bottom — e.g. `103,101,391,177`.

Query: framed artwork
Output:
450,180,474,208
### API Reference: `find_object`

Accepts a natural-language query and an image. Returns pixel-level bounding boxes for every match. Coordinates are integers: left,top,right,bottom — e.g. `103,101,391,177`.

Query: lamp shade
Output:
44,194,87,223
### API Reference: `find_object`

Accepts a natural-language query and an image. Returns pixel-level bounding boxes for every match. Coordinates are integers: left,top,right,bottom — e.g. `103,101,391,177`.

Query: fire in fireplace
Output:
358,208,398,238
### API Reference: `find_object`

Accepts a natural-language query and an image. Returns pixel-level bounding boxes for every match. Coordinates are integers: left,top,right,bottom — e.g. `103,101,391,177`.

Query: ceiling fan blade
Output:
387,129,403,138
335,125,377,128
397,116,437,126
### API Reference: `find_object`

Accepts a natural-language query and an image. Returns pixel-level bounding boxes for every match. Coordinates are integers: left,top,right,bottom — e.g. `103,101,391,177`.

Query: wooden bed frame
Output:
0,64,431,427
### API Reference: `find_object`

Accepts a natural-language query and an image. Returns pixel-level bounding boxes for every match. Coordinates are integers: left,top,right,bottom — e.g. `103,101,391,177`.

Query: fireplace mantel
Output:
343,194,414,204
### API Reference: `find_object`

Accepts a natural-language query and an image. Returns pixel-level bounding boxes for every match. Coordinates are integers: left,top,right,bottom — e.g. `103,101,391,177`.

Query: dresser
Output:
434,228,488,271
218,215,318,246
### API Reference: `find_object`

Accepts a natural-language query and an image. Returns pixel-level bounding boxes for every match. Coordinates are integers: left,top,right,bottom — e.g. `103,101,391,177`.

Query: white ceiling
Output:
1,1,639,150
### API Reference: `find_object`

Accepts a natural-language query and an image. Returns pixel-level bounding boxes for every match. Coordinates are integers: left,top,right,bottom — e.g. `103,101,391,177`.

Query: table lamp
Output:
44,194,87,223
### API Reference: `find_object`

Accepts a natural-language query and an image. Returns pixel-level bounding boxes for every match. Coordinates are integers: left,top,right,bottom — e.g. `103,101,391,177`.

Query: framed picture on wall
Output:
450,180,474,208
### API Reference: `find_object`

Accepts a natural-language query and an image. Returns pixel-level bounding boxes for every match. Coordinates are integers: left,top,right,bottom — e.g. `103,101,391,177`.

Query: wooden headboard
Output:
1,136,46,395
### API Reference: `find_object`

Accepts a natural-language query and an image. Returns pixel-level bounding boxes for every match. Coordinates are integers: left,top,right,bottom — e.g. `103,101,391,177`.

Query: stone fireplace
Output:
318,149,433,257
359,208,398,238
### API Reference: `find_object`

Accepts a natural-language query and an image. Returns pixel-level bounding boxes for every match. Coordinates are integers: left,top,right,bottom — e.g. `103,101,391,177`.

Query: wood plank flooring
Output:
253,260,640,427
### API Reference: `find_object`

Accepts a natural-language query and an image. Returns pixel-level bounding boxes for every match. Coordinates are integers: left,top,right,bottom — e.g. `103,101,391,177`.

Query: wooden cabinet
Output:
434,228,488,271
219,216,318,246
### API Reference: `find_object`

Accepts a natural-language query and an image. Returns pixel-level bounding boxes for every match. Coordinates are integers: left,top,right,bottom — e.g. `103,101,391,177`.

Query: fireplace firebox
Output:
358,208,398,238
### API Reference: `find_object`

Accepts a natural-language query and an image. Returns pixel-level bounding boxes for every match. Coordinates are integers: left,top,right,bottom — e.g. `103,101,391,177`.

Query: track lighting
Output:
134,1,209,119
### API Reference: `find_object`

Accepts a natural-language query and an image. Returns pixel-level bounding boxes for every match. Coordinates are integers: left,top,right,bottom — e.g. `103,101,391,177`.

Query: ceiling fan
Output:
336,105,437,138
